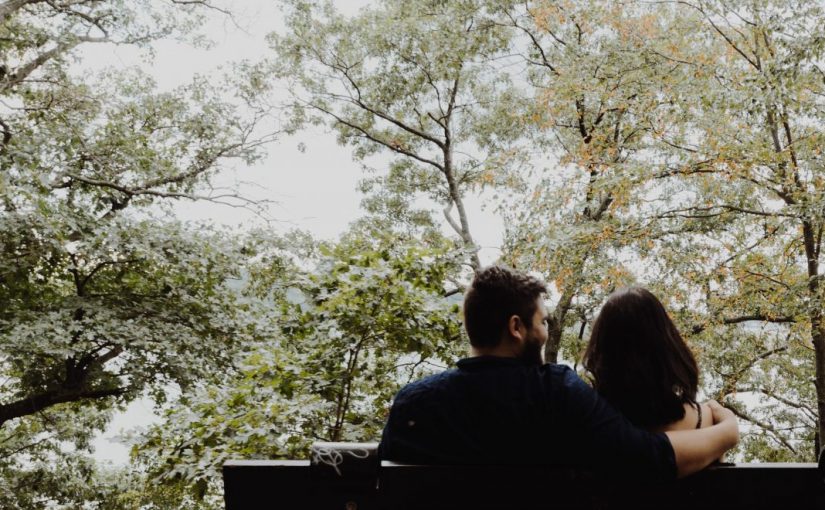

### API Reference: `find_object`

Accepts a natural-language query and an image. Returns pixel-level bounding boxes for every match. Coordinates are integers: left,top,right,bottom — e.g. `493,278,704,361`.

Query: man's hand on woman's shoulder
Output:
707,400,737,427
666,400,739,478
707,399,740,449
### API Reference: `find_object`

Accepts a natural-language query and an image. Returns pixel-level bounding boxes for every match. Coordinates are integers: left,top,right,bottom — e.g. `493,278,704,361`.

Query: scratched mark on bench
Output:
311,444,372,476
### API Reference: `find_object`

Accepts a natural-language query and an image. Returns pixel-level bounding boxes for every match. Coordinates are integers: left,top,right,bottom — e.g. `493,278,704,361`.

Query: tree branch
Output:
682,1,760,70
309,103,445,171
442,204,463,236
737,386,818,423
715,346,789,395
503,10,559,74
656,204,798,220
3,36,109,91
325,57,447,150
725,401,798,454
169,0,232,17
0,0,43,24
692,314,794,335
0,385,125,428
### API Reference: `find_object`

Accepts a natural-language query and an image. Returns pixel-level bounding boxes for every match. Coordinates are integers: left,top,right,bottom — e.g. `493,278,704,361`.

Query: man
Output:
379,266,738,480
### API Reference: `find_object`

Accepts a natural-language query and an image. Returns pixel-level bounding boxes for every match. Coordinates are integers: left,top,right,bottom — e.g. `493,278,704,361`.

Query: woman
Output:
583,287,712,432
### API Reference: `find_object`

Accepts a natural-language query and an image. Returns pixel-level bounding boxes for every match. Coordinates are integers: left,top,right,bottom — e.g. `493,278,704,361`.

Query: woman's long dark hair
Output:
583,287,699,429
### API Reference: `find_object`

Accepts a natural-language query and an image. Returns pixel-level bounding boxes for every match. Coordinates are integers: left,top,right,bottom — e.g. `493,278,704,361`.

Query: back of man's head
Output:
463,265,547,348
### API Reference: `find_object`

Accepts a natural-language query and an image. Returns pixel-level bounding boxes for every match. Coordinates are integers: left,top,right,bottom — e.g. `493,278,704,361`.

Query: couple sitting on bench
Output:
379,266,739,479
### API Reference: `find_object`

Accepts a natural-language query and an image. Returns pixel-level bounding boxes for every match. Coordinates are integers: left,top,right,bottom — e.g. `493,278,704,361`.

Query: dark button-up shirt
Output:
379,356,676,481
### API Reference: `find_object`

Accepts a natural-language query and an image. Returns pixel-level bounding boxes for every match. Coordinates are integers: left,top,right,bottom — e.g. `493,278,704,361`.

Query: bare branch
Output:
715,346,789,385
169,0,232,17
502,10,559,74
63,172,276,222
442,204,463,237
656,204,798,220
308,102,445,171
676,1,761,70
737,386,818,423
1,433,58,458
317,52,447,149
74,260,138,296
692,314,794,334
723,314,795,325
725,402,798,454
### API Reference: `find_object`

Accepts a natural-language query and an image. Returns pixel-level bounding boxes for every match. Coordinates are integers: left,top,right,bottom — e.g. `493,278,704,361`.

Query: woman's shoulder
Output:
660,402,713,432
698,402,713,428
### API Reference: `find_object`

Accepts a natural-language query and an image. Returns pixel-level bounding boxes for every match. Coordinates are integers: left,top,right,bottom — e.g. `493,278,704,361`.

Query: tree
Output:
635,0,825,459
265,0,825,461
499,0,823,459
267,0,532,273
131,229,464,508
0,0,274,505
496,0,692,364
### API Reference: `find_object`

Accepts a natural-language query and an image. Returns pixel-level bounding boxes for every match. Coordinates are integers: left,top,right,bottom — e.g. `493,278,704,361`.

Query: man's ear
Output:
507,314,525,343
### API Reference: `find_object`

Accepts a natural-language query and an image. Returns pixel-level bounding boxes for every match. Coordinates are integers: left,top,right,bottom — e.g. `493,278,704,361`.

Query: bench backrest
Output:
223,442,825,509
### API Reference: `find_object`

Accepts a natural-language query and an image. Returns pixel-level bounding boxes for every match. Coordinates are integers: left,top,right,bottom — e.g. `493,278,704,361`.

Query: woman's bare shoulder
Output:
699,402,713,428
660,402,711,432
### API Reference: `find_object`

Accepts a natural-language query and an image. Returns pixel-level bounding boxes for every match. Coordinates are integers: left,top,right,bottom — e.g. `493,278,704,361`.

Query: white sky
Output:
84,0,504,465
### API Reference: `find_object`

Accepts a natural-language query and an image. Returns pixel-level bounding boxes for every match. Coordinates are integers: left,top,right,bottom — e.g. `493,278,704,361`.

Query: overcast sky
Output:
84,0,504,465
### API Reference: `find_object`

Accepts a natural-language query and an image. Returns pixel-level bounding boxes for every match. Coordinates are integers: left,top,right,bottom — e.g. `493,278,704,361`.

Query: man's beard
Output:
519,336,544,366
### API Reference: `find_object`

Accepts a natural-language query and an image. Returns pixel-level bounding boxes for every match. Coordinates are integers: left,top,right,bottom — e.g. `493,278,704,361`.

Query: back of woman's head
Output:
583,287,698,429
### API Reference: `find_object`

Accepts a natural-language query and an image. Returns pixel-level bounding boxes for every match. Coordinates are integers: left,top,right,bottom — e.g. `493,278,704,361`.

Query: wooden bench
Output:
223,442,825,509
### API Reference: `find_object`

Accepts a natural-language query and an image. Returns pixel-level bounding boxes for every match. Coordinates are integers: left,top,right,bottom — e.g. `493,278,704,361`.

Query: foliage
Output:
0,0,271,507
497,0,692,364
5,1,825,507
255,0,825,465
132,230,464,507
498,0,825,460
632,0,825,460
267,0,533,271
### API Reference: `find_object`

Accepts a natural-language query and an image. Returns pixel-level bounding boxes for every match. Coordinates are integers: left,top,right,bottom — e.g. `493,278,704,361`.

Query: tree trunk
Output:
442,110,480,272
545,284,578,364
813,330,825,459
801,219,825,459
443,161,480,272
544,315,563,365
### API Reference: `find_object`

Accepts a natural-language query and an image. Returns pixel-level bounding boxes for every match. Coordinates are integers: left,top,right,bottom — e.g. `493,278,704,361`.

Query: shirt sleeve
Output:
552,365,677,481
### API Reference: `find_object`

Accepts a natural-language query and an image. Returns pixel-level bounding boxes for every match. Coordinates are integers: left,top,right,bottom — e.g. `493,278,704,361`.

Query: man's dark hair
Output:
583,287,699,429
463,265,547,348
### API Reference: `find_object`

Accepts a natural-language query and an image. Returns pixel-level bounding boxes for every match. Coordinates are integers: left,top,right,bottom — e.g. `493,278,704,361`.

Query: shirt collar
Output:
456,355,530,370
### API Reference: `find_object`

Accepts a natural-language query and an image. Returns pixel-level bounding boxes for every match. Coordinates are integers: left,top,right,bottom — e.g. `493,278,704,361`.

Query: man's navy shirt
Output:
379,356,676,481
